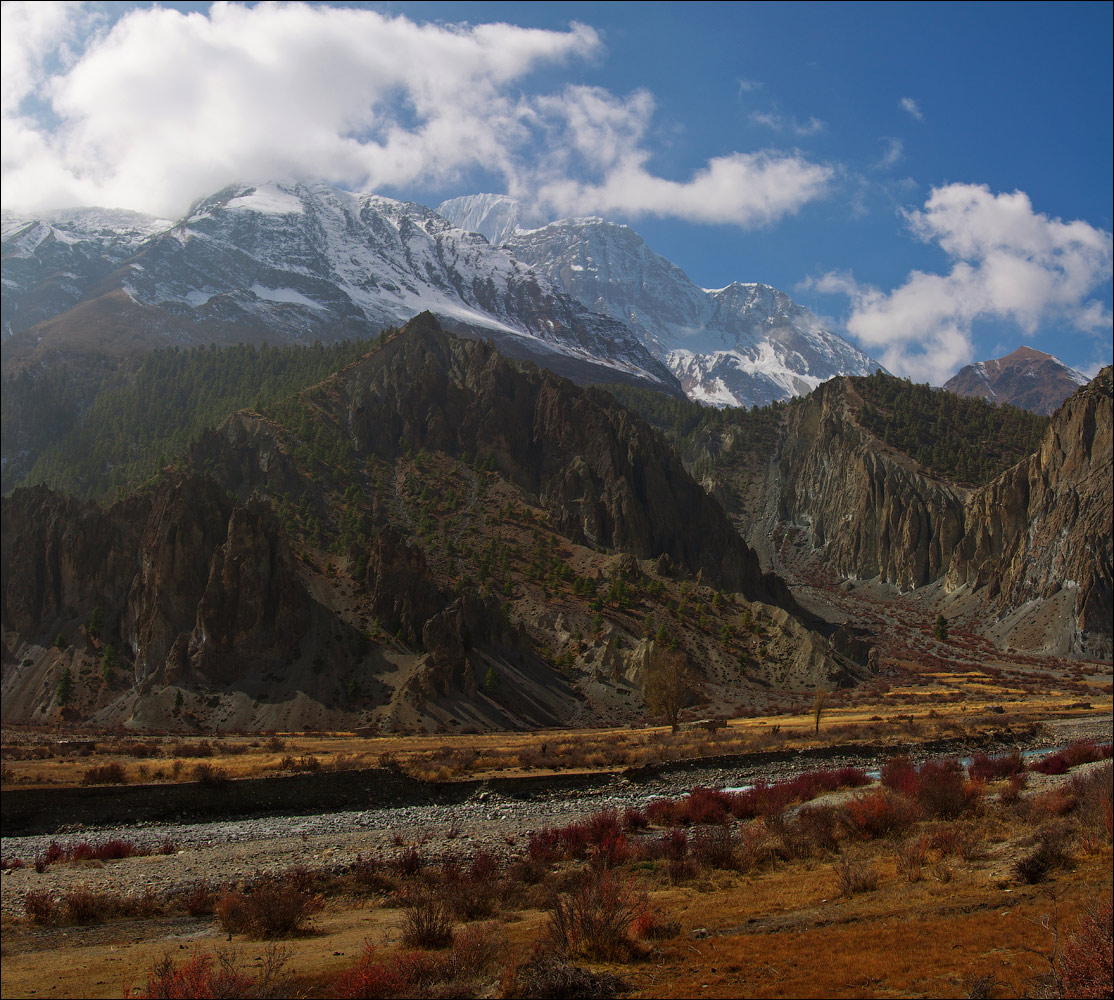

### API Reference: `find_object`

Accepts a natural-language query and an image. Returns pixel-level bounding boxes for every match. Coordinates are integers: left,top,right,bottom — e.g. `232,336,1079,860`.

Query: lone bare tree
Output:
645,647,703,733
813,687,830,735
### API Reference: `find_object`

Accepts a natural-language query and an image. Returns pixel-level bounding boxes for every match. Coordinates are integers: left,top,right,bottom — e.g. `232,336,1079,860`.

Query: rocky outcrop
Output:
721,369,1111,657
948,367,1112,656
737,377,967,589
364,528,448,647
1,474,316,687
331,313,791,606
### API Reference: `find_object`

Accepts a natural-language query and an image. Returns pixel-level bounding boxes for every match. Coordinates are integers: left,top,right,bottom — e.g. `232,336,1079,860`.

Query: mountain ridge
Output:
2,182,680,394
437,193,881,408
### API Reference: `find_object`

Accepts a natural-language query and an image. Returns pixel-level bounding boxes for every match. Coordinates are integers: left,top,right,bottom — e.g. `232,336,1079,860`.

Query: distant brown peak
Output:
1000,346,1054,363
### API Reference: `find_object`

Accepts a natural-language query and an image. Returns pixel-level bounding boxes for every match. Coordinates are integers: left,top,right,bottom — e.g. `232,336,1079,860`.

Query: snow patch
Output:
249,284,323,309
227,185,305,216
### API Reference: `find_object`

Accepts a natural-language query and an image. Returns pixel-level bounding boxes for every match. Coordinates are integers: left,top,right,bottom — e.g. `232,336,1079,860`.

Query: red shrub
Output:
1057,898,1113,999
843,790,921,840
683,787,733,825
916,759,978,819
590,830,628,870
881,756,919,797
622,807,649,831
662,827,688,861
969,751,1023,781
1031,741,1113,775
97,838,138,861
134,950,256,999
527,828,560,865
584,809,623,843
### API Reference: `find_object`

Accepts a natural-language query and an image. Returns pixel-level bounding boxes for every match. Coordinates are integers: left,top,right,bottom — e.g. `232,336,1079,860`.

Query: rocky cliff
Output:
717,377,967,590
1,475,315,691
948,367,1112,657
708,370,1111,657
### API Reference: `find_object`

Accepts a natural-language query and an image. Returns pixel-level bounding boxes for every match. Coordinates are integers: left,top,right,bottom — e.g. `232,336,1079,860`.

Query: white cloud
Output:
899,97,924,121
812,184,1113,383
874,137,903,170
525,86,833,226
0,2,833,229
748,110,826,136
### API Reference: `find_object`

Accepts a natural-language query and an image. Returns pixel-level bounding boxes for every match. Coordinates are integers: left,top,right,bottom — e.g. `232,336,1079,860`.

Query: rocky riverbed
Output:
2,716,1109,917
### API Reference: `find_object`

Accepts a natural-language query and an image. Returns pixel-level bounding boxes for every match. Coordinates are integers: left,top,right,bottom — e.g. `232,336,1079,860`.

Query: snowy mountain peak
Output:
436,193,548,246
2,181,679,394
440,203,880,407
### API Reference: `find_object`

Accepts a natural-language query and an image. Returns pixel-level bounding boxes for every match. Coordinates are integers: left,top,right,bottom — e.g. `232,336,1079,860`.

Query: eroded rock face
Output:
1,475,316,685
187,498,311,684
949,367,1112,655
364,527,447,647
747,378,966,589
727,369,1112,656
334,314,791,607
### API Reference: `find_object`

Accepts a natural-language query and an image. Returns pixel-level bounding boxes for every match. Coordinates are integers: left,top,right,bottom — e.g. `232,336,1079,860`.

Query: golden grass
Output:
2,685,1109,791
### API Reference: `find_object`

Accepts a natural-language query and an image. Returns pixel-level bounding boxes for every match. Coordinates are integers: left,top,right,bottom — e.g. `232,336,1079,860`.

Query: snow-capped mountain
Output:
2,183,678,392
438,194,880,407
2,208,172,339
943,346,1089,415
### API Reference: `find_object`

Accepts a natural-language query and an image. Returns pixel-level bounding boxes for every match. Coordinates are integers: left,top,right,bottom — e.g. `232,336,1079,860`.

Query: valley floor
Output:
1,714,1110,999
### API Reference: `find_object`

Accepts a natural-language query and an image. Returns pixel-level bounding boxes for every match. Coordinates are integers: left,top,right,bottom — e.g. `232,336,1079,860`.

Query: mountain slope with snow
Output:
437,194,880,407
943,346,1089,415
2,183,679,393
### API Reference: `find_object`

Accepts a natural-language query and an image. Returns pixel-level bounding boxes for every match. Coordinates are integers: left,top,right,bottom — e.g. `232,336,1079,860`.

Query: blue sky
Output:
2,2,1111,382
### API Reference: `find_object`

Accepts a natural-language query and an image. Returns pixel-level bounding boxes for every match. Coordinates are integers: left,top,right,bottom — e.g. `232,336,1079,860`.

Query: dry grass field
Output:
2,667,1109,791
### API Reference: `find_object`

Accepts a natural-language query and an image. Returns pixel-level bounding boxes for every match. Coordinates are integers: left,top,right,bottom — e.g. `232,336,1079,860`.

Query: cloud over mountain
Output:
1,1,830,228
814,184,1113,383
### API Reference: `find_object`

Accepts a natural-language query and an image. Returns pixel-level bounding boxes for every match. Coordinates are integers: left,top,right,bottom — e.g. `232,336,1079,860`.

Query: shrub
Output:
215,882,323,938
662,827,688,862
61,887,105,924
546,869,645,962
24,890,55,924
881,756,919,798
691,825,737,869
1000,772,1028,804
1073,762,1114,846
133,946,288,999
1057,898,1113,999
969,750,1023,781
622,808,649,831
633,910,681,940
192,762,228,784
81,762,127,785
896,837,930,882
1014,824,1070,884
334,933,498,1000
184,881,214,917
501,949,631,999
835,853,879,896
395,847,425,877
916,759,979,819
792,805,842,853
528,828,560,865
842,790,920,839
401,888,454,949
135,950,255,999
1030,741,1113,775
